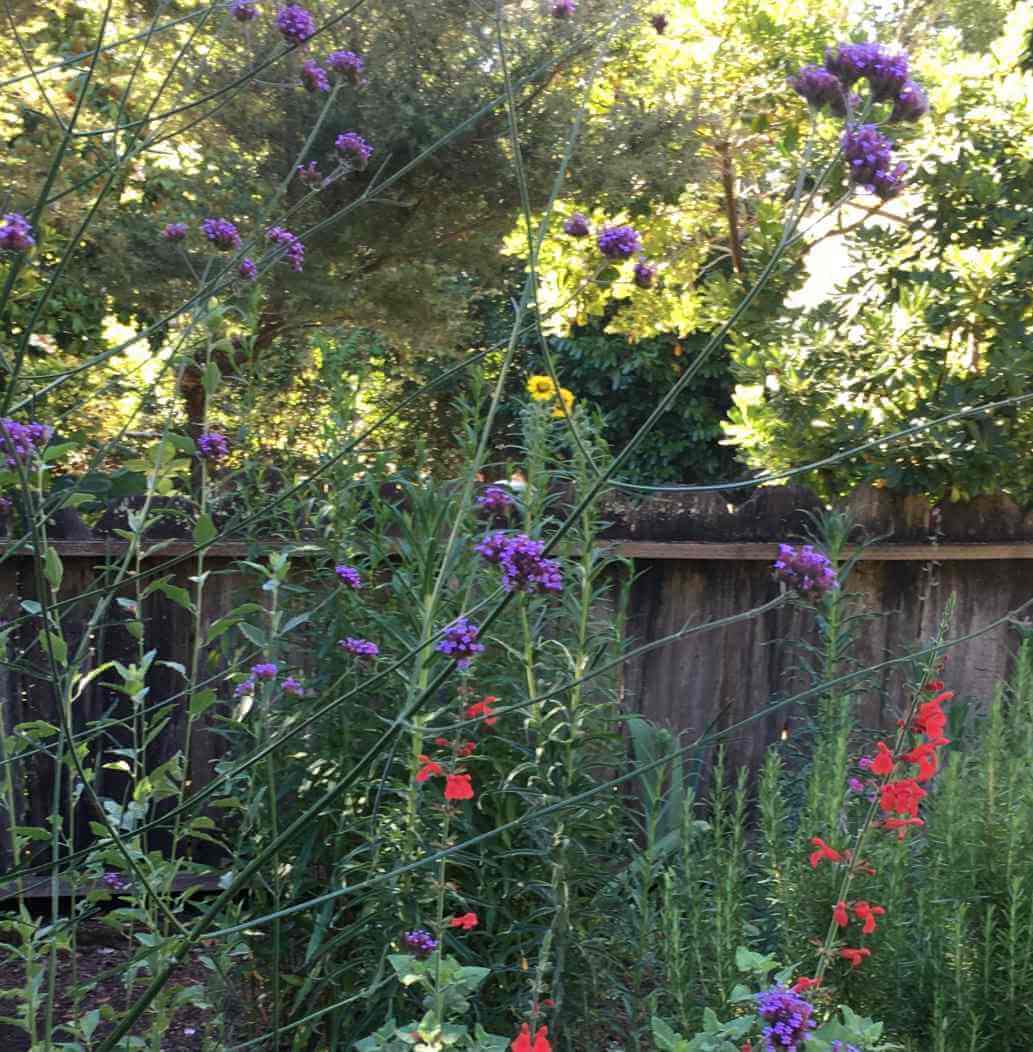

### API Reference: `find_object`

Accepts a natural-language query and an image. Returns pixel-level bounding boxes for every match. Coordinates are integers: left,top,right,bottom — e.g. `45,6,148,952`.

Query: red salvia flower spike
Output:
839,947,871,969
870,741,896,776
444,772,474,800
808,837,843,868
832,901,849,927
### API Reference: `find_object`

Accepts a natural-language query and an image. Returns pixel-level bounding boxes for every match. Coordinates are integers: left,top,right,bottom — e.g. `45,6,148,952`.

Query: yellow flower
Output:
551,387,576,418
527,375,557,401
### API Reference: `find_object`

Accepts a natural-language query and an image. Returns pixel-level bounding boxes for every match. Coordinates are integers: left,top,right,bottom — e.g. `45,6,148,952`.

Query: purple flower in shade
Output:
651,13,668,33
597,224,642,260
772,543,838,601
788,65,853,117
755,985,816,1051
334,564,363,588
475,531,563,595
0,495,11,516
201,217,241,250
335,131,373,168
552,0,576,17
275,4,316,44
251,662,279,680
436,617,485,669
858,755,873,771
162,222,188,242
476,485,515,513
234,678,256,698
563,212,590,237
282,676,304,696
327,49,364,82
847,777,865,794
340,637,379,658
301,59,330,93
0,213,35,252
403,929,438,957
266,226,305,272
296,161,322,186
890,80,929,123
841,124,907,199
633,260,657,288
0,418,51,466
101,872,130,893
824,42,909,101
197,431,230,461
238,258,258,281
230,0,259,21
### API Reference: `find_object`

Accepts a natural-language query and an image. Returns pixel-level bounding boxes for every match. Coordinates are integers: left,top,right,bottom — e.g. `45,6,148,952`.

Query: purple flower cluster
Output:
301,59,330,93
597,225,642,260
327,49,364,82
890,80,929,123
633,260,657,289
842,124,907,199
824,42,908,101
476,532,563,594
552,0,576,16
162,222,189,242
282,676,304,696
0,212,35,252
267,226,305,272
403,929,438,957
476,485,515,512
755,985,815,1051
101,872,130,893
340,636,379,658
201,217,241,250
296,161,322,186
336,131,373,167
788,65,854,117
772,543,838,601
238,258,258,281
436,617,485,669
651,13,668,33
252,662,279,680
197,430,230,461
275,4,316,44
0,418,51,466
334,564,363,588
563,213,590,237
230,0,259,21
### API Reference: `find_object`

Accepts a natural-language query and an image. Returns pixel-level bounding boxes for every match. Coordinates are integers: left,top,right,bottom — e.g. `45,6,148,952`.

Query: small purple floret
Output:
824,41,909,101
266,226,305,271
334,564,363,588
341,637,379,658
403,929,438,957
0,213,35,252
436,617,485,669
197,431,230,461
552,0,576,17
296,161,322,186
0,418,51,466
476,486,515,512
475,531,563,595
755,984,816,1051
162,222,188,242
282,676,304,696
301,59,330,93
101,872,130,893
335,132,373,167
275,4,316,44
252,662,279,680
842,124,906,199
788,65,852,117
772,543,838,601
230,0,259,21
201,218,241,250
890,80,929,123
563,213,590,237
633,261,657,288
234,678,255,698
327,50,364,82
651,13,668,33
597,224,642,260
238,258,258,282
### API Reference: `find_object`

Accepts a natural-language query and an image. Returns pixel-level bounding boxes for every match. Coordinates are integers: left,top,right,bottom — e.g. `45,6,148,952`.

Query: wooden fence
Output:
2,484,1033,872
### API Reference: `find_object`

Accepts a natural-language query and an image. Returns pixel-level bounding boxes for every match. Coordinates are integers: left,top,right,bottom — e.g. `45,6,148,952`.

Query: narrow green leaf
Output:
193,513,217,546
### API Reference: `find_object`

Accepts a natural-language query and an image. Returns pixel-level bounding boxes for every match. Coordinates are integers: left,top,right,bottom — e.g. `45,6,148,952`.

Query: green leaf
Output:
238,622,267,648
193,513,217,546
202,361,222,396
45,632,68,666
652,1017,691,1052
189,689,219,717
12,826,50,842
20,599,41,616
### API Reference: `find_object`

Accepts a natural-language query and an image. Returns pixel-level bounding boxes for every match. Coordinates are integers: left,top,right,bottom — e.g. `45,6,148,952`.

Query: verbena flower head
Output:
651,13,668,33
563,212,590,236
403,929,438,957
552,0,576,16
230,0,259,21
477,485,515,512
824,41,909,101
275,4,316,44
327,49,364,82
282,676,304,696
234,678,255,697
252,662,279,680
238,258,258,281
0,418,51,466
772,543,838,600
755,985,815,1051
162,221,188,242
475,531,563,594
890,79,929,123
101,872,130,893
0,212,35,252
201,217,241,250
633,260,657,288
335,131,373,167
267,226,305,271
296,160,322,185
334,564,363,588
842,124,906,199
341,636,379,657
788,64,851,116
197,431,230,461
597,224,642,259
301,59,330,93
436,617,485,669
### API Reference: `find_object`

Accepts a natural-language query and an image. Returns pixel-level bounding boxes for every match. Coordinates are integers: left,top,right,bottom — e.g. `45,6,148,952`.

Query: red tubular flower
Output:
923,679,945,693
790,977,821,994
512,1024,551,1052
457,741,477,758
913,692,953,738
808,837,843,868
434,737,451,747
870,741,896,776
416,756,443,782
853,901,885,935
466,696,498,727
880,778,926,818
839,947,871,969
832,901,849,927
449,911,478,930
445,772,474,800
882,816,924,839
901,741,940,781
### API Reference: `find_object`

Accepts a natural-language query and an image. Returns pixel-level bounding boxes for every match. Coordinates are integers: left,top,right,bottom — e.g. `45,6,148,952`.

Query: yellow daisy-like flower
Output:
527,375,557,401
551,387,576,418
